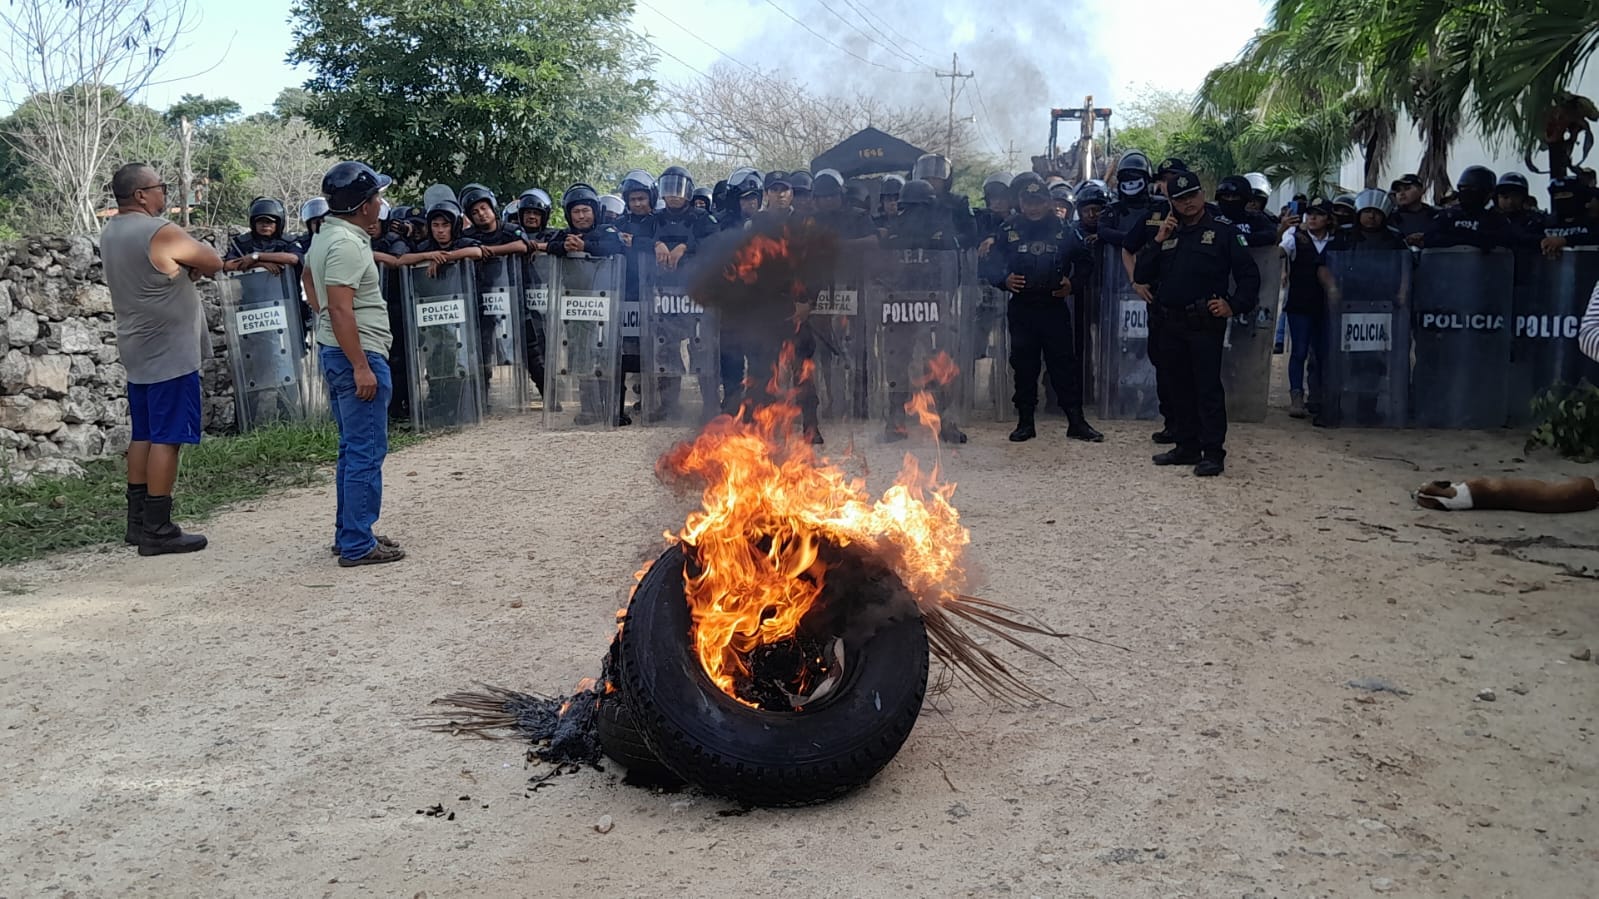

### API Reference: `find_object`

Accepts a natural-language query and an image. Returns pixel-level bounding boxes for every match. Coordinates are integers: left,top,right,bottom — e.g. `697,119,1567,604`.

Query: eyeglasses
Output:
138,182,169,193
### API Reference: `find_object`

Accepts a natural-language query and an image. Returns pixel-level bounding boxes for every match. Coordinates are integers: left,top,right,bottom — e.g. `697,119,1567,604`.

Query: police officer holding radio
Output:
987,172,1103,444
1133,171,1260,476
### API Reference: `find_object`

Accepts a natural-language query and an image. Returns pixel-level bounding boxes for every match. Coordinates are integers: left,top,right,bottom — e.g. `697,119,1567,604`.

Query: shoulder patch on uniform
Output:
1237,234,1248,246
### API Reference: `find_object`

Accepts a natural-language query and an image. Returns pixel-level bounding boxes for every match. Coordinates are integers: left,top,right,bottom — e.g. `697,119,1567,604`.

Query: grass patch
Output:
0,421,422,566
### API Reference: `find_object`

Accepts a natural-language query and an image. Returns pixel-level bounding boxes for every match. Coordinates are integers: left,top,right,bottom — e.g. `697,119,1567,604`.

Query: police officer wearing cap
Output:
1389,174,1435,245
1133,170,1260,476
987,172,1103,444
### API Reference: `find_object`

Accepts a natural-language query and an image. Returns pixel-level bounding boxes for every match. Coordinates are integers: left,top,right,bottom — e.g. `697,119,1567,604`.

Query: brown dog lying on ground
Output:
1416,477,1599,513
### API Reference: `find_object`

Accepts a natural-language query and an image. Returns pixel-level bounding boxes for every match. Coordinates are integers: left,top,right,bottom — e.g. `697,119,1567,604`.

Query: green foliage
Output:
0,421,422,565
288,0,657,204
1527,380,1599,462
271,87,315,121
163,94,242,128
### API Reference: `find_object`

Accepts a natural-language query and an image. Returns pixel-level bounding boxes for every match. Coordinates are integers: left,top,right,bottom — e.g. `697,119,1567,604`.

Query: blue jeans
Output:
320,347,392,559
1286,312,1326,394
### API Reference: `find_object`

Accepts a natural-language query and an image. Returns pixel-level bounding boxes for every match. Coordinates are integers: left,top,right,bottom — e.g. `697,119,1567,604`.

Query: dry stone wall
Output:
0,237,239,473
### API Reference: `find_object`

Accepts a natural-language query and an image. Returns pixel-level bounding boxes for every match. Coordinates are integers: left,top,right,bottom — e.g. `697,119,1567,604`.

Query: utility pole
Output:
935,52,973,157
1005,140,1018,171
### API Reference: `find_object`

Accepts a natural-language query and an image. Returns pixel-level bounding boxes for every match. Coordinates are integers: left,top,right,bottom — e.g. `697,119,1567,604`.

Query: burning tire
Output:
596,692,686,789
616,544,929,807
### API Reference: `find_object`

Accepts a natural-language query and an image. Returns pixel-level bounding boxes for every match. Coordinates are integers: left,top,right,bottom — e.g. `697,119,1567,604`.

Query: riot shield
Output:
401,262,483,432
1219,246,1282,423
1076,240,1102,410
963,280,1013,423
545,254,625,429
474,255,528,416
642,269,721,426
523,253,554,408
381,266,411,421
807,255,869,423
1507,247,1599,424
864,248,966,438
1095,243,1161,420
221,268,311,432
621,250,646,420
1321,250,1412,428
1410,248,1513,429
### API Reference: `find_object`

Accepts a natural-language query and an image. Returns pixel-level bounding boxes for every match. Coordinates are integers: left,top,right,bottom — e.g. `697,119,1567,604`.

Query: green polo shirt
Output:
311,215,392,358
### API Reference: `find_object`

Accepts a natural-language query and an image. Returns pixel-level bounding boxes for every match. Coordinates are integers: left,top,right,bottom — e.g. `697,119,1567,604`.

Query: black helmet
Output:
659,165,694,201
299,197,329,224
1457,166,1497,194
730,168,765,199
518,188,553,214
248,196,287,236
788,171,813,194
620,169,658,206
598,194,624,220
912,154,952,182
1495,171,1529,194
1332,193,1357,212
692,186,713,208
880,174,905,198
1549,177,1589,216
562,183,601,219
321,161,392,214
711,180,729,208
844,179,872,211
899,179,938,208
1216,175,1252,199
1073,181,1109,208
1116,151,1153,178
982,172,1014,201
1049,182,1075,203
812,170,843,198
458,184,498,219
426,199,463,240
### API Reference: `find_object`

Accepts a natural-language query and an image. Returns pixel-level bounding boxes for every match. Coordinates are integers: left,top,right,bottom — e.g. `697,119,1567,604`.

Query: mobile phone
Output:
1288,200,1301,216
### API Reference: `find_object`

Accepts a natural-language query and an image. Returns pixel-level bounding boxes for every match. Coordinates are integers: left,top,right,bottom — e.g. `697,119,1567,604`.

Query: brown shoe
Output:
330,535,400,555
338,543,406,567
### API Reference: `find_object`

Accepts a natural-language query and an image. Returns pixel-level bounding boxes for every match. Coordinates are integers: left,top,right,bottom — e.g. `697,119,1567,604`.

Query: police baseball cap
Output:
1157,157,1189,177
1390,173,1423,191
1012,172,1049,200
1167,171,1202,199
1306,197,1334,215
764,170,792,190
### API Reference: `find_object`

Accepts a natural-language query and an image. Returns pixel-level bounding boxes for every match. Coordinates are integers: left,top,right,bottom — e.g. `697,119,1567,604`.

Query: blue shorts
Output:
128,371,203,445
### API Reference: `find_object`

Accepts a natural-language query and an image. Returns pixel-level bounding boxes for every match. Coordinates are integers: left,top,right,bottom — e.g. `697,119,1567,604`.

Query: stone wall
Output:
0,237,237,473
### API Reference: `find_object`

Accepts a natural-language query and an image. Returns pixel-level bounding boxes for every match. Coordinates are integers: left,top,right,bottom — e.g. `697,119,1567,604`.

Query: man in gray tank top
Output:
101,163,225,556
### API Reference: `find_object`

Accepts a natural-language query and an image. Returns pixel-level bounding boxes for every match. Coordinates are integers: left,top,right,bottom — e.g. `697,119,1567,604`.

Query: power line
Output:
629,26,713,80
838,0,928,69
811,0,932,70
759,0,922,75
851,2,938,58
635,0,768,80
968,74,1007,158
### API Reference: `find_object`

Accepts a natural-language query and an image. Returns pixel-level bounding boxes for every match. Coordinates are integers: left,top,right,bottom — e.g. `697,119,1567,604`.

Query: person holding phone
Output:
1133,172,1260,477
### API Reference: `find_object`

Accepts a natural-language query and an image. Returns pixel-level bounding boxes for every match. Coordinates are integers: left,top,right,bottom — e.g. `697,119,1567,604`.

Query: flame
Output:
655,231,970,707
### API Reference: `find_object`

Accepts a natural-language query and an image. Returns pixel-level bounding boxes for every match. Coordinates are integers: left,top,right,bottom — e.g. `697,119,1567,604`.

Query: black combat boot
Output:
138,495,208,556
1150,428,1176,444
1065,408,1104,443
124,483,147,545
1009,409,1036,442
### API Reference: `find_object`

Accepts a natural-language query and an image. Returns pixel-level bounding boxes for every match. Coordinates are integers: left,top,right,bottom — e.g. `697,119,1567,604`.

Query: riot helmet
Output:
1549,177,1588,220
458,184,498,219
299,197,329,226
598,193,625,222
1455,166,1496,210
912,154,952,184
812,171,843,198
1074,181,1110,208
788,171,813,195
1353,187,1395,228
426,199,464,243
620,169,658,207
248,196,287,238
1049,182,1075,203
562,183,601,220
730,169,765,199
518,188,553,215
899,179,937,208
658,166,693,201
879,174,905,199
502,200,519,226
982,172,1014,201
1215,175,1251,216
1115,151,1153,198
844,180,872,213
692,186,713,211
321,161,392,215
1494,172,1529,195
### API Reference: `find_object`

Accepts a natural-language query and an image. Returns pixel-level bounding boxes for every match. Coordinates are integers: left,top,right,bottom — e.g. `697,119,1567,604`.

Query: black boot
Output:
1150,429,1177,444
1065,409,1104,443
124,483,147,545
138,495,207,556
1009,409,1036,442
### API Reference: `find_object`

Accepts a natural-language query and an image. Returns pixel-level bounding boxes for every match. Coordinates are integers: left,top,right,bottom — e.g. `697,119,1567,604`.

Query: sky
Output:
135,0,1269,162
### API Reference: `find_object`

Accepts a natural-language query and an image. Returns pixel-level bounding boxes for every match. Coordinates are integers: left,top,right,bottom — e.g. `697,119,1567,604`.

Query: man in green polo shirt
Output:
307,161,406,567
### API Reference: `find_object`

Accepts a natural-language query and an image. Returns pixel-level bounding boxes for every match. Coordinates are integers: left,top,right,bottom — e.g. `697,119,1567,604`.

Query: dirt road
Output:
2,411,1596,897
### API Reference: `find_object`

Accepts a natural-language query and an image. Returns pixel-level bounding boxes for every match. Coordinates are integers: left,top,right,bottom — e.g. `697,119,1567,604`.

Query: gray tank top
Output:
101,212,210,384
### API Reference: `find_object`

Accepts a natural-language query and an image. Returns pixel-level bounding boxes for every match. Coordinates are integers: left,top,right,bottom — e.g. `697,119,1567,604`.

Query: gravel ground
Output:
2,402,1596,898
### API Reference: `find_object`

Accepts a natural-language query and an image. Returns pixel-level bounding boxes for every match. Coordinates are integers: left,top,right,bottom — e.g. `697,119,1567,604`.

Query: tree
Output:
270,87,315,121
163,94,241,129
0,0,193,232
662,63,977,171
288,0,656,202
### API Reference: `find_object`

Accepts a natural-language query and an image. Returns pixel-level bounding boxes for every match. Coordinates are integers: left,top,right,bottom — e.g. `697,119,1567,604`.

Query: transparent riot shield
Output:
523,253,554,409
1507,247,1599,424
402,262,483,432
474,255,528,416
864,249,966,439
1075,239,1102,411
1096,243,1160,420
221,268,311,432
1321,250,1412,428
1410,248,1514,429
642,269,721,426
381,267,411,422
621,251,646,420
1219,246,1282,423
806,255,869,424
545,254,624,429
963,279,1013,423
